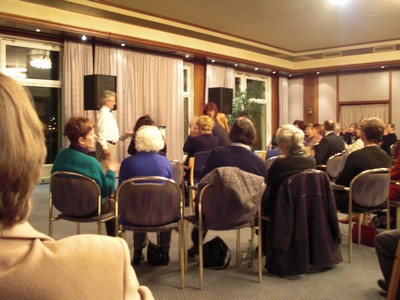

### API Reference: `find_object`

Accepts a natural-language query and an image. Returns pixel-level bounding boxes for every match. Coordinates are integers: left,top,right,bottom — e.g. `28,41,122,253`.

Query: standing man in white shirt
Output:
96,90,119,171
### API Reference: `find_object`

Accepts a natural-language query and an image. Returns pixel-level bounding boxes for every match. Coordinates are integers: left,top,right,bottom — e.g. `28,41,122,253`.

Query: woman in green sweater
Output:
52,116,119,236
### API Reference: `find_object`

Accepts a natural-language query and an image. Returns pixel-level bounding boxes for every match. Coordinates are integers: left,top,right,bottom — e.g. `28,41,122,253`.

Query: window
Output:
235,73,271,150
1,37,62,163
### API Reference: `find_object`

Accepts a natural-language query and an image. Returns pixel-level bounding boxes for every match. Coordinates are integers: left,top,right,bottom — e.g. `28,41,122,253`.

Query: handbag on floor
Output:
147,234,162,266
352,215,377,247
203,236,231,269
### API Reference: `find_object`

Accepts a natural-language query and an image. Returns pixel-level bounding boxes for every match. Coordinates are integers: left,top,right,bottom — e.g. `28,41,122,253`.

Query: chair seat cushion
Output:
121,222,179,232
58,212,115,223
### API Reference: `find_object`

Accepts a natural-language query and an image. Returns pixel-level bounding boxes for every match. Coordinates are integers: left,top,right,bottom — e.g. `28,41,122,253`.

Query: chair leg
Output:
198,225,204,290
257,209,262,283
180,221,185,289
348,218,352,263
77,222,80,235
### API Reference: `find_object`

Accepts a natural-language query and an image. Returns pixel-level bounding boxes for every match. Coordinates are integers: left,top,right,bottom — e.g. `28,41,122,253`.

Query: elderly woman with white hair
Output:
266,124,316,215
119,125,173,266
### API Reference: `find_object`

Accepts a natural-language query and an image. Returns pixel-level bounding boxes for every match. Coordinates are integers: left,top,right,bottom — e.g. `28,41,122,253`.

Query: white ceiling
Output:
102,0,400,53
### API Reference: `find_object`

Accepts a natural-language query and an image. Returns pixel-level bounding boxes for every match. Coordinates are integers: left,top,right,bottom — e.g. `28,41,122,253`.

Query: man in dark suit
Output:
314,119,345,165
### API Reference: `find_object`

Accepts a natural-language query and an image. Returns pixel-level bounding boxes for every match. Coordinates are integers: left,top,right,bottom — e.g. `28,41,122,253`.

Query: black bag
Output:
147,235,162,266
203,236,231,269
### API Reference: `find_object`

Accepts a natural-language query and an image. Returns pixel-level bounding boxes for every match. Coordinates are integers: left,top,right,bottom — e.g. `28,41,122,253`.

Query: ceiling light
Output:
35,29,40,32
234,64,238,67
185,54,190,58
289,74,292,77
30,50,52,69
272,71,276,74
316,71,320,75
211,59,215,63
254,67,258,71
121,43,125,47
81,35,87,41
381,66,385,69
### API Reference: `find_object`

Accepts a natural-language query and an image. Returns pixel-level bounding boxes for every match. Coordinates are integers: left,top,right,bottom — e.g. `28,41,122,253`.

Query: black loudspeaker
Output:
208,87,233,115
84,74,117,110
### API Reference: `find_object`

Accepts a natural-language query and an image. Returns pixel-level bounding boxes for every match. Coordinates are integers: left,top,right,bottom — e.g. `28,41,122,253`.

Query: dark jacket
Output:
314,132,345,165
266,169,343,276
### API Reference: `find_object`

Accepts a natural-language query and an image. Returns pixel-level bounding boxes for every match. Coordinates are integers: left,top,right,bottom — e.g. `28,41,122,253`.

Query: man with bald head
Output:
314,119,345,165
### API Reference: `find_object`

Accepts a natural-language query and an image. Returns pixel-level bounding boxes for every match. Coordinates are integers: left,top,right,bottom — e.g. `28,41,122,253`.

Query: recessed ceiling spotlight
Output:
381,66,385,69
272,71,276,74
185,54,190,58
81,35,87,41
211,59,215,63
289,74,292,77
234,64,238,67
316,71,320,75
254,67,258,71
35,29,41,32
121,43,126,47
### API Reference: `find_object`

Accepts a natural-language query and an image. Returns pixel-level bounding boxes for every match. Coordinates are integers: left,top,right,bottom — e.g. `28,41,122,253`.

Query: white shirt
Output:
96,106,120,149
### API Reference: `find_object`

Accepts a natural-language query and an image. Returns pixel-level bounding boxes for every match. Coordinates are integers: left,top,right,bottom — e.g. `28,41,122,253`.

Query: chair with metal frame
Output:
187,150,211,213
116,176,185,289
49,171,118,237
325,151,347,181
265,155,283,170
332,168,391,263
184,167,266,289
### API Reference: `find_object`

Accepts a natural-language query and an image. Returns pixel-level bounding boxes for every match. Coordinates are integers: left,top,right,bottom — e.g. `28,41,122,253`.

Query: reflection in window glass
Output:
26,86,61,164
5,45,60,80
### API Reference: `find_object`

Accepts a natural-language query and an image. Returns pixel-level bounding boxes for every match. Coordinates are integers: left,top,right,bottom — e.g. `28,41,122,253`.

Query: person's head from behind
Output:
64,116,96,150
196,115,214,135
323,119,336,132
135,125,165,153
133,115,155,133
312,123,323,137
276,124,305,156
293,120,306,131
101,90,117,110
229,117,257,146
0,73,47,229
360,117,385,144
203,102,219,119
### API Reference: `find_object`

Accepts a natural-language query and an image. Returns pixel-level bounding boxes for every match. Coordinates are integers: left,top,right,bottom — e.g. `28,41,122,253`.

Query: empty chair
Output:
266,169,342,276
49,171,118,236
116,176,184,288
185,167,266,289
333,168,391,262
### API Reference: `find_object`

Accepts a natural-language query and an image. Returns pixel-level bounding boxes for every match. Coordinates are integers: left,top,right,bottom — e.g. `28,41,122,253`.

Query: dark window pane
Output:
26,86,61,164
6,45,60,80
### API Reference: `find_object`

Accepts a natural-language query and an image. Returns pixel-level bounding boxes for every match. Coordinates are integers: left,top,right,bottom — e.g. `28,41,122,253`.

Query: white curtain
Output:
95,46,184,162
63,40,95,147
205,64,235,103
278,77,289,126
339,104,389,126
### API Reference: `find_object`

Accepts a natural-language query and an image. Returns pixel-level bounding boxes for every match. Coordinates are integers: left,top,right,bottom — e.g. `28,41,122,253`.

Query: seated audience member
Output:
381,122,397,155
310,123,323,151
314,119,345,165
189,116,200,137
265,124,317,216
335,117,391,213
119,126,173,266
52,116,119,236
345,125,364,154
303,123,314,148
0,73,153,299
183,115,219,165
128,114,167,156
204,102,231,146
188,117,268,257
375,230,400,298
293,119,306,131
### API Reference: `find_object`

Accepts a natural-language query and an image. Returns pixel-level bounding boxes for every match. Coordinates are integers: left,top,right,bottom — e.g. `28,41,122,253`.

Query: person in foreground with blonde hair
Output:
0,73,153,300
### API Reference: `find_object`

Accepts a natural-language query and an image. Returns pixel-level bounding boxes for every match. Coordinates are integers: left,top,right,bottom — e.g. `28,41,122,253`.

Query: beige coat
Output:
0,222,154,300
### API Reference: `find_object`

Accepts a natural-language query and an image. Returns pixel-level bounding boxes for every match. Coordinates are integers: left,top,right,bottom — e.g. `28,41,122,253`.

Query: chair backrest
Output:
50,171,101,216
265,155,283,170
189,150,211,185
170,160,184,186
326,151,347,180
117,176,181,226
198,167,266,229
350,168,390,208
390,142,398,158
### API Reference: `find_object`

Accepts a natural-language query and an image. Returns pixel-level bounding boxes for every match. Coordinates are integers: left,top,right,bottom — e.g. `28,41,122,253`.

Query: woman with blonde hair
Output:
0,73,153,299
